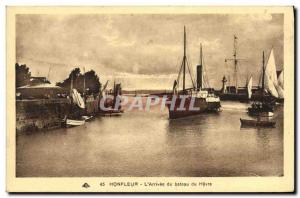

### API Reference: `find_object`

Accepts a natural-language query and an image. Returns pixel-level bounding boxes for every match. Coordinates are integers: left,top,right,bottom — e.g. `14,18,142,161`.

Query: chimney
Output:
197,65,202,90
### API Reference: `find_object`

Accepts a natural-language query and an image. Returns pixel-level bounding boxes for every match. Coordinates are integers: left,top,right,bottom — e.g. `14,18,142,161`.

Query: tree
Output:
57,67,101,95
84,70,101,94
16,63,31,87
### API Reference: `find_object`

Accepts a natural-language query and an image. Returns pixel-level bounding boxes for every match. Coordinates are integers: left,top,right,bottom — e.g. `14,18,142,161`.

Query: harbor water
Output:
16,101,283,177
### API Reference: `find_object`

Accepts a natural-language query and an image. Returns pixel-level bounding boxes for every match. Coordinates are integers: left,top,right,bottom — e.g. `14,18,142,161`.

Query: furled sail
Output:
264,49,279,98
71,88,85,109
247,76,253,99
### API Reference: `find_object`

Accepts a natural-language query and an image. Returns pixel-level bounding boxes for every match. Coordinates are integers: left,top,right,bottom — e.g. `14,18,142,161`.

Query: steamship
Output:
219,35,250,102
166,27,221,119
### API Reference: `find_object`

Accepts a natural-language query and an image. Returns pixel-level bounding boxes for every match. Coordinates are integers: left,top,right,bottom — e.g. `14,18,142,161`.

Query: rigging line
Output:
202,56,210,88
173,55,184,88
236,61,239,87
202,57,208,88
264,48,273,73
176,58,185,88
186,57,196,88
258,70,263,88
185,39,196,88
204,73,208,88
187,52,196,87
224,60,231,86
200,44,207,88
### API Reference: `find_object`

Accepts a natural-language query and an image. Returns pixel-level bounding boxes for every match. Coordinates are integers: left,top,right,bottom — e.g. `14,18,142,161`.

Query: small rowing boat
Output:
62,116,85,128
66,119,85,127
240,118,275,128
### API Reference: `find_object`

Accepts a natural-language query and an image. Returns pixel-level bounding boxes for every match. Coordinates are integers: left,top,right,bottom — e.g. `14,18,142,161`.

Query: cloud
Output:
16,14,283,90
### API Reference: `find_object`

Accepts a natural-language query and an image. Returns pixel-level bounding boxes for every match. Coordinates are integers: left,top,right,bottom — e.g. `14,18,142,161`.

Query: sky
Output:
16,14,283,90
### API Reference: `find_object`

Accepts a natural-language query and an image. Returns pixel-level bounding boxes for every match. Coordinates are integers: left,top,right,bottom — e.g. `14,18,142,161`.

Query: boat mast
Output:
233,35,238,93
200,43,203,66
261,51,265,99
183,26,186,91
225,35,239,94
70,72,73,104
83,67,86,96
47,66,51,81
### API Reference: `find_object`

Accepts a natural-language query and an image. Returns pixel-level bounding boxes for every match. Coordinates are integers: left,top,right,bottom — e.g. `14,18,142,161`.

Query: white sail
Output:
265,75,278,98
247,76,253,99
276,70,284,98
71,88,85,109
276,84,284,98
264,49,279,98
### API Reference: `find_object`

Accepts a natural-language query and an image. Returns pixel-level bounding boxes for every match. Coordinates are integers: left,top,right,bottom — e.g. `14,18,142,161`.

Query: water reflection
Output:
16,101,283,177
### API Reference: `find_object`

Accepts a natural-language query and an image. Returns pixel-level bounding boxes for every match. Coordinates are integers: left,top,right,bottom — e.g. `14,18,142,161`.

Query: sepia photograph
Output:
6,6,294,192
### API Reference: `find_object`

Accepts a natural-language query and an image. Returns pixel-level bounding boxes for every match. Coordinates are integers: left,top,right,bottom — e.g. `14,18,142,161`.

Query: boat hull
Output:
66,119,85,127
240,118,275,128
248,110,274,117
98,109,124,117
248,105,274,117
167,97,221,119
276,98,284,103
219,93,248,102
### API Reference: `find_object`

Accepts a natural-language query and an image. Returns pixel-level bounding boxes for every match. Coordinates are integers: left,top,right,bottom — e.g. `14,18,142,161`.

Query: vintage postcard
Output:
6,6,294,192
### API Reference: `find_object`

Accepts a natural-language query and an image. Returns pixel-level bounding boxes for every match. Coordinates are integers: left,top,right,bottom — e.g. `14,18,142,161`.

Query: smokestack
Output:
197,65,202,90
197,43,203,91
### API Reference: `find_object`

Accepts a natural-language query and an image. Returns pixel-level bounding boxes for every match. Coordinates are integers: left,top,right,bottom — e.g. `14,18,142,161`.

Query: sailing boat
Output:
219,35,248,102
71,88,85,109
278,70,284,89
247,76,253,100
99,80,124,116
166,27,221,119
276,70,284,103
64,73,86,127
247,51,276,117
264,49,279,98
240,50,278,127
238,75,253,103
